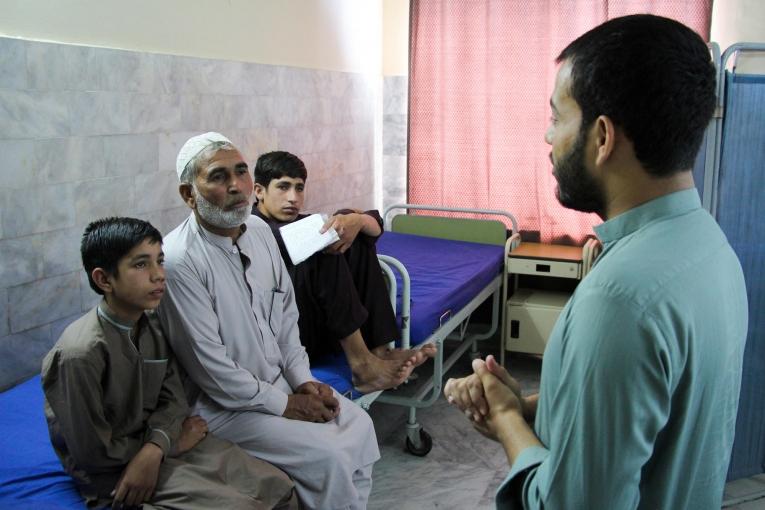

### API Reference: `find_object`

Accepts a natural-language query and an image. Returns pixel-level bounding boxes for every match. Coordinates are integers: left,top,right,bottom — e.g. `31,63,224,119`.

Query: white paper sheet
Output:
278,213,340,265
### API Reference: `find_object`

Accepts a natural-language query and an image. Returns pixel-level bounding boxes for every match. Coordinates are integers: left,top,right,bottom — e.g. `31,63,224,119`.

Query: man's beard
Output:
193,187,251,229
553,128,606,215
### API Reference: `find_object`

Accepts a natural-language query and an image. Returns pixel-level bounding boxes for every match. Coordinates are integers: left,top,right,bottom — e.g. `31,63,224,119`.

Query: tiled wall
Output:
0,37,376,390
382,75,408,220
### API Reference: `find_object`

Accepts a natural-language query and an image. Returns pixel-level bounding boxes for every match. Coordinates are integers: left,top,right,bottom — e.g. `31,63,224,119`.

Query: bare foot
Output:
350,354,416,394
372,343,437,368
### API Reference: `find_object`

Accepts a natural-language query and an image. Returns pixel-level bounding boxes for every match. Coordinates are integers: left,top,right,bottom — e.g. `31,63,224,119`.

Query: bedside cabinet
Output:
500,240,600,365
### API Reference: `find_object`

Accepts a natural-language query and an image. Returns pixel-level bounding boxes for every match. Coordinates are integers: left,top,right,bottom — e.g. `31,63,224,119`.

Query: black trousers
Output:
289,237,400,359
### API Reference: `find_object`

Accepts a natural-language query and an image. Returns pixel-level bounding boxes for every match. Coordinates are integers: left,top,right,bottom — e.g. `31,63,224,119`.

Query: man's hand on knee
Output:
284,393,339,422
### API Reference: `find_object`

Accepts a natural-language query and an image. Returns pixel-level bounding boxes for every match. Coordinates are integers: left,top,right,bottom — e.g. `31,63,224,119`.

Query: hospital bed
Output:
312,204,519,455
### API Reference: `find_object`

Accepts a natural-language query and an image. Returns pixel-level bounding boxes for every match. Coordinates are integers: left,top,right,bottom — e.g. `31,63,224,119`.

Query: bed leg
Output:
405,412,433,456
469,340,481,360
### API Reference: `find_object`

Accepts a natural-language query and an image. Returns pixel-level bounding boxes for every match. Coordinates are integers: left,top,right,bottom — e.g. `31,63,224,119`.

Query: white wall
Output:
383,0,409,77
0,0,381,74
711,0,765,72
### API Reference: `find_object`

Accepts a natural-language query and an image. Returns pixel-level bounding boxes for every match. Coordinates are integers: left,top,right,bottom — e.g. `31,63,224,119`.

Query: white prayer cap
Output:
175,132,233,181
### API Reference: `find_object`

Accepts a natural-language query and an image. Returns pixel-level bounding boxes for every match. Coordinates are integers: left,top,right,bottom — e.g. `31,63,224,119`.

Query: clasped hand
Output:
283,381,340,423
443,355,525,440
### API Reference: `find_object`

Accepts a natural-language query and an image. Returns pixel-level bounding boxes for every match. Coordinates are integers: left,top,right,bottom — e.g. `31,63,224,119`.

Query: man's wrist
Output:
496,410,541,465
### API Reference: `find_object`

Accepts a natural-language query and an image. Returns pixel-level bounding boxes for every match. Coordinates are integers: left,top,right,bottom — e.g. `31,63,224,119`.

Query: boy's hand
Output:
111,442,163,508
322,213,364,254
171,416,209,456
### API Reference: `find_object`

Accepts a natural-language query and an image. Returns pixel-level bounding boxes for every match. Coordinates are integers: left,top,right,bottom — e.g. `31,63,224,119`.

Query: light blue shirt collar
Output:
594,188,701,245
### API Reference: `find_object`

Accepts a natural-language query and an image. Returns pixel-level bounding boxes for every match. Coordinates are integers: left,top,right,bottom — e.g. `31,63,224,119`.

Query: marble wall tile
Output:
103,134,159,177
228,128,279,163
1,184,76,238
154,54,193,95
276,67,318,98
42,227,83,277
36,136,106,184
0,324,52,390
0,139,37,189
0,288,7,338
50,312,84,345
158,55,248,96
69,91,131,136
0,38,27,90
130,93,183,133
73,177,135,225
159,206,191,236
383,76,408,116
79,269,100,312
383,154,407,212
0,89,70,139
179,95,204,132
222,96,253,130
9,272,81,333
99,49,156,93
276,126,316,155
245,96,275,128
157,131,199,175
26,41,101,91
0,235,44,288
241,62,277,96
133,171,184,214
383,114,408,156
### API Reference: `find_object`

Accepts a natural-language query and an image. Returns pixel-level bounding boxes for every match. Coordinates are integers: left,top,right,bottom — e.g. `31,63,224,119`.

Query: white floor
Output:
366,345,765,509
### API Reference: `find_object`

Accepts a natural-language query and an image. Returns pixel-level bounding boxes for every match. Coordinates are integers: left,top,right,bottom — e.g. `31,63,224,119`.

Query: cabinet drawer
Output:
507,258,580,279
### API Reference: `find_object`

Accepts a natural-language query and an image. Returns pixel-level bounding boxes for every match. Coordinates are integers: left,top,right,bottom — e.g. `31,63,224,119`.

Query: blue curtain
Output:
716,71,765,481
691,126,708,201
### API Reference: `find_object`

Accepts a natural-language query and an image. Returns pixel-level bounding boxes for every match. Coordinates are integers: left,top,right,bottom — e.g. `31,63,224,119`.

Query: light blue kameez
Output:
497,189,748,510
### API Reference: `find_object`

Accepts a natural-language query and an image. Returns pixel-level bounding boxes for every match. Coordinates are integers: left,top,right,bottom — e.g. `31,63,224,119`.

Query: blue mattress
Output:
376,232,505,345
0,376,85,509
310,232,504,397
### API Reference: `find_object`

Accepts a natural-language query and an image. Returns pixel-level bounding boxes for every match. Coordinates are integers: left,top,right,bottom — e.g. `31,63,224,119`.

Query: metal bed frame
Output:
364,204,519,455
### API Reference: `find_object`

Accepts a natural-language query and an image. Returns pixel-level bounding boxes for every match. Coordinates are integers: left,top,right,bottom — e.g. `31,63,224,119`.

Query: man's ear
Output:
593,115,616,167
91,268,113,294
179,183,195,209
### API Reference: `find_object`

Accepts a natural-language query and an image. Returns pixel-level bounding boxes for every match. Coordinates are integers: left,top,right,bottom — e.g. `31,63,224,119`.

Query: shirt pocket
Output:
141,359,168,411
255,287,283,363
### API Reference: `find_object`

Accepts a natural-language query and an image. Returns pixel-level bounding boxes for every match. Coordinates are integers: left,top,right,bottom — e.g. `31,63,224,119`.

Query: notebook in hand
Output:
279,213,340,265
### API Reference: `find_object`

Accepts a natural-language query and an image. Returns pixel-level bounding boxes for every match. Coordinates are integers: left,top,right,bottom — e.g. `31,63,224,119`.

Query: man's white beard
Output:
193,187,250,229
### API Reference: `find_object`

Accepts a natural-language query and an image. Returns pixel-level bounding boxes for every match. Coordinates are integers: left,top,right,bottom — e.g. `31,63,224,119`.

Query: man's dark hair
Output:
557,14,716,176
254,151,308,187
81,217,163,295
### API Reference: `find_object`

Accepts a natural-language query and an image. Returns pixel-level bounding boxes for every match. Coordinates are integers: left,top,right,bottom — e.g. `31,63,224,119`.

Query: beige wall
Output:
0,0,382,74
383,0,409,76
711,0,765,73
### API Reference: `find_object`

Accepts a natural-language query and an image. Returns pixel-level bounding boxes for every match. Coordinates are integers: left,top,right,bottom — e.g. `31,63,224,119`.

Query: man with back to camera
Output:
251,150,437,393
156,133,380,509
444,14,748,509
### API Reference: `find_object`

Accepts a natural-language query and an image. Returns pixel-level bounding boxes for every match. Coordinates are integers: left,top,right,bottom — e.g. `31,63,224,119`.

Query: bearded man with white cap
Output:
157,133,380,510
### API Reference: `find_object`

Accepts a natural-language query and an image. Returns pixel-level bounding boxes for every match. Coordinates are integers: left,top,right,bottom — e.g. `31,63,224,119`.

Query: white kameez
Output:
158,213,379,510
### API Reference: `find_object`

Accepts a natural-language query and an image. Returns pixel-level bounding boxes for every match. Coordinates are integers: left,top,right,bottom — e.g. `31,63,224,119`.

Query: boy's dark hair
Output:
557,14,716,176
81,217,163,295
254,151,308,187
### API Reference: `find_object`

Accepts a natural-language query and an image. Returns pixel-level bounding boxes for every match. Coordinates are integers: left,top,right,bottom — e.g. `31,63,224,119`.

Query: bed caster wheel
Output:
405,429,433,456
